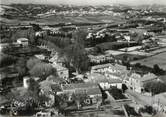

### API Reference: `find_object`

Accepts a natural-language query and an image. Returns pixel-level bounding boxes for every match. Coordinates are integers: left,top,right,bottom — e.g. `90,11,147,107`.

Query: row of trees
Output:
59,43,90,74
132,63,166,75
13,56,58,81
39,29,90,74
7,78,50,116
0,24,40,44
0,54,17,68
26,57,57,81
39,35,72,49
144,81,166,95
85,34,117,47
2,25,90,75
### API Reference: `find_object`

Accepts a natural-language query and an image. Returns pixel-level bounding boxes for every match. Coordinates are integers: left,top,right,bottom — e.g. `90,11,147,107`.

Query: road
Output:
126,90,152,105
125,90,166,106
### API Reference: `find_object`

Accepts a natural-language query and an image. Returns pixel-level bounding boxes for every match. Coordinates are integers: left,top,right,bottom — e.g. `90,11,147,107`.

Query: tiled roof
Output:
130,73,157,82
91,63,126,72
46,75,65,83
91,63,112,70
51,84,62,92
108,79,122,84
51,63,68,71
62,83,98,91
86,88,102,95
17,38,28,41
87,73,122,84
87,73,108,83
141,73,157,82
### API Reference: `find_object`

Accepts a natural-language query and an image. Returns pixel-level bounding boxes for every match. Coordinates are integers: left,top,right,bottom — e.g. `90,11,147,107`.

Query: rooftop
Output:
130,72,158,82
105,50,125,56
86,73,108,83
17,38,28,41
86,87,102,96
91,63,127,72
86,73,122,84
51,63,68,71
39,79,62,93
61,83,98,91
91,63,112,70
141,73,158,82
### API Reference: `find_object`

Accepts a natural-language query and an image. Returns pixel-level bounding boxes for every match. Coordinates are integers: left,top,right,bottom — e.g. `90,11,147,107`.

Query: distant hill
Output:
0,3,166,25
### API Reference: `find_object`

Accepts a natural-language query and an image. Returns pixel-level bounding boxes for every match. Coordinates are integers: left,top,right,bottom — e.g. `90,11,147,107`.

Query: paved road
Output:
126,90,166,107
126,90,153,106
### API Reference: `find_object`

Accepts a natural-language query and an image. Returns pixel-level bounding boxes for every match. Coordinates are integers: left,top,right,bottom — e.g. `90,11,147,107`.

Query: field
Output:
131,51,166,70
0,15,124,25
115,53,146,61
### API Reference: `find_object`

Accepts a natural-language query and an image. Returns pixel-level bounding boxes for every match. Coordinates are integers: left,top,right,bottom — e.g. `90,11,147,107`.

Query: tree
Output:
26,57,41,70
28,78,40,97
109,87,126,100
8,78,49,116
29,63,57,80
72,29,87,45
139,105,156,115
0,54,17,68
15,57,28,78
27,28,36,45
71,92,87,109
122,84,128,93
152,64,165,75
122,55,130,70
144,81,166,95
30,23,41,32
134,32,144,44
54,93,69,114
61,43,90,73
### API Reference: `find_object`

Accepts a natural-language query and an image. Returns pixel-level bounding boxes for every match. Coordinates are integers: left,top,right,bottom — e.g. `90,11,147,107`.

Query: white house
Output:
126,72,158,93
91,63,128,79
17,38,29,46
85,73,123,90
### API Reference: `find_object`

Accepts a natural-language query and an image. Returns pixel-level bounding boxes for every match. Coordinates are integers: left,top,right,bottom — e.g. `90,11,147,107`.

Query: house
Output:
35,54,49,60
57,83,102,105
51,63,69,80
88,54,114,64
0,66,19,87
100,79,123,90
152,92,166,113
91,63,128,80
49,54,65,65
91,63,112,73
85,73,123,90
104,50,125,56
23,77,31,89
17,38,28,46
35,31,47,37
126,72,158,93
39,78,62,107
23,76,40,89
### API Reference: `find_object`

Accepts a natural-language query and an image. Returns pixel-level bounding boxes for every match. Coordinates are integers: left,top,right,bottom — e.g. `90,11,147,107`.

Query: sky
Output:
1,0,166,6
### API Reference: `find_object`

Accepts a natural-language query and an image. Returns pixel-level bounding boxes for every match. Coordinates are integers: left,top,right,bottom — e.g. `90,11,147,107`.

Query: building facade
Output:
126,73,158,93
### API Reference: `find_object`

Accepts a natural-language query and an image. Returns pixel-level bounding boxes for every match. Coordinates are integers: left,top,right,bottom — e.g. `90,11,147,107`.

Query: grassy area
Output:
1,15,124,25
131,52,166,70
115,53,146,61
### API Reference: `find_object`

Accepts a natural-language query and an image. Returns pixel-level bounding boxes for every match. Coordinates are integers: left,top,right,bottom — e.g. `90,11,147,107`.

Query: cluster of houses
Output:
1,16,166,116
18,56,162,110
86,28,132,43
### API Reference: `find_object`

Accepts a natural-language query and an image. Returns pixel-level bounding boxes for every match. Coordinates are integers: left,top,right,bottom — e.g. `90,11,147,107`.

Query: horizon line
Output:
1,3,166,6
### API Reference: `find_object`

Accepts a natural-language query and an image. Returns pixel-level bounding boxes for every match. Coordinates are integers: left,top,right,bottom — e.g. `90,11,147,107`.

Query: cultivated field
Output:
131,51,166,70
0,15,124,25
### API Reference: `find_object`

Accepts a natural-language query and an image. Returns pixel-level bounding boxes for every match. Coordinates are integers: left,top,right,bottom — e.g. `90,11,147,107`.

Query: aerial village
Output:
0,4,166,117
